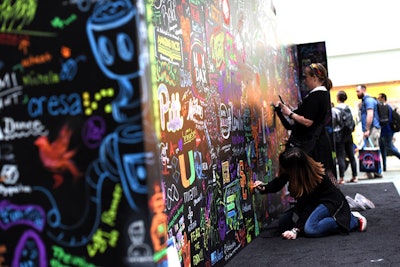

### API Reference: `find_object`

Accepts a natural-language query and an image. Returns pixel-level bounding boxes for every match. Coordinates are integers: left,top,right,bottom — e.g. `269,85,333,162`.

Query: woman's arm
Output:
275,107,294,130
256,175,288,194
279,102,313,127
287,112,313,127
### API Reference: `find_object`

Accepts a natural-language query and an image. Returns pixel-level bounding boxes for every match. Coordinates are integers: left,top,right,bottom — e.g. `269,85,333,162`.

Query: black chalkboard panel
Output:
0,1,154,266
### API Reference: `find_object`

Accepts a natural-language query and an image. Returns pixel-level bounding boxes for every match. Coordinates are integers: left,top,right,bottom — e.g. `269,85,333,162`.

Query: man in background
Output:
378,93,400,171
356,84,382,178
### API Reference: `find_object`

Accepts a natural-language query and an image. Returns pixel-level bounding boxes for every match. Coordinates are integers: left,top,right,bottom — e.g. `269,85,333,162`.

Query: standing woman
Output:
332,91,358,183
275,63,335,182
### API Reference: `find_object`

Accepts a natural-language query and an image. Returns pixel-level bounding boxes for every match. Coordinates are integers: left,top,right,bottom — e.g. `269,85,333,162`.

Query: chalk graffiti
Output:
152,0,178,30
12,230,47,267
157,60,179,86
0,200,45,231
179,150,195,188
21,52,52,68
0,164,19,184
149,183,168,261
82,88,115,116
0,0,302,265
166,183,179,210
0,0,38,31
22,70,60,86
126,220,153,263
101,183,122,227
158,83,183,132
0,117,48,141
27,93,82,117
35,124,82,188
87,0,142,123
0,72,22,110
59,55,87,81
51,14,78,29
155,29,182,66
81,116,107,149
52,246,96,267
87,228,119,257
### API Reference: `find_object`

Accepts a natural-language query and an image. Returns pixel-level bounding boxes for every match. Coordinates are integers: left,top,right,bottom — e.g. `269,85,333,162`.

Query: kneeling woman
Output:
255,147,367,240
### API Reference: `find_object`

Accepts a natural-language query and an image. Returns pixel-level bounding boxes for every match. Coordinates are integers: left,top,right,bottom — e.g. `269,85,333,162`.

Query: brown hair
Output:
337,90,347,102
278,147,324,198
308,63,333,90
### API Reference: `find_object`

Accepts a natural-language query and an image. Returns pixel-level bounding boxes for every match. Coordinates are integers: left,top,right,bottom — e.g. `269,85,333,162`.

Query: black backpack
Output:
390,108,400,132
377,101,390,127
337,106,355,136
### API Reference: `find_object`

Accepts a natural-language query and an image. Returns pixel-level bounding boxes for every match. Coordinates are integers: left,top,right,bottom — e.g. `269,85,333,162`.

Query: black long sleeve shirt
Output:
261,174,351,233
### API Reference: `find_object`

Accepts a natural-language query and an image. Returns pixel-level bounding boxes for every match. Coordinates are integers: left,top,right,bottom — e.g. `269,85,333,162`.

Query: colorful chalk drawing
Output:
0,0,302,266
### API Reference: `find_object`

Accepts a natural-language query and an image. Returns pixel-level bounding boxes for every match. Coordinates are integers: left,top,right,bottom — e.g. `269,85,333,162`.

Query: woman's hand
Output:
282,229,298,240
253,180,267,193
278,102,291,116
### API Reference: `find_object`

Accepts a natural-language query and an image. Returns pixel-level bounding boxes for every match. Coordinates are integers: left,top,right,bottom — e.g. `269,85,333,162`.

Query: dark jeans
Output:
379,134,400,170
336,137,357,178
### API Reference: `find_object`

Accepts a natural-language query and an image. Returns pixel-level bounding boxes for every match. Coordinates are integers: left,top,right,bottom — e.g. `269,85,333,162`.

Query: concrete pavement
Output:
342,154,400,195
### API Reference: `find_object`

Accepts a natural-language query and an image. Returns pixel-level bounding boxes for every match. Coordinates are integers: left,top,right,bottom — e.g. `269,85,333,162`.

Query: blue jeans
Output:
304,204,359,237
379,134,400,170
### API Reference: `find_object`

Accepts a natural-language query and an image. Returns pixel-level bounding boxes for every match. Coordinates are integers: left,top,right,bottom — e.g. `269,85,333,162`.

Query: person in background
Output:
254,147,367,240
275,63,335,183
332,91,358,183
356,84,382,178
378,93,400,171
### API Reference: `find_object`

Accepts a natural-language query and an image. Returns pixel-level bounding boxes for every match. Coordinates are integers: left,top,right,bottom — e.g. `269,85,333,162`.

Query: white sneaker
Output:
354,193,375,209
351,211,367,232
346,196,366,211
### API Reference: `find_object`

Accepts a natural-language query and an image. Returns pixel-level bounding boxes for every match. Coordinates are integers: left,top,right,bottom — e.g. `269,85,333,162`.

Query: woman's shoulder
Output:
320,175,336,188
306,91,329,107
309,88,329,99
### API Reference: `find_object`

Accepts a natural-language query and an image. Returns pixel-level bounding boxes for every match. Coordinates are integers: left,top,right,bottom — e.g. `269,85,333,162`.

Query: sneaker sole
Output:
346,196,366,211
355,193,375,209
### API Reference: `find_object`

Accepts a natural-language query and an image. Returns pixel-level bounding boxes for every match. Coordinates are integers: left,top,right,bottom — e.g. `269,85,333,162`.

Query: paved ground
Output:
226,154,400,266
226,181,400,266
341,154,400,194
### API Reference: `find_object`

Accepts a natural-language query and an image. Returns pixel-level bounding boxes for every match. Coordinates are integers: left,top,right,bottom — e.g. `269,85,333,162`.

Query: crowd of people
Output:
256,62,399,240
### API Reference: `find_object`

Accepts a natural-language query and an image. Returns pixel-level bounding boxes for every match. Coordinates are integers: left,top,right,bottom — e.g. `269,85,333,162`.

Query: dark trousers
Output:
379,134,400,170
336,137,357,178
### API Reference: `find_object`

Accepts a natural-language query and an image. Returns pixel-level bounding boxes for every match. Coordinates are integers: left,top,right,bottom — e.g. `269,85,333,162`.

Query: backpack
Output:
390,108,400,132
377,102,390,126
336,106,355,139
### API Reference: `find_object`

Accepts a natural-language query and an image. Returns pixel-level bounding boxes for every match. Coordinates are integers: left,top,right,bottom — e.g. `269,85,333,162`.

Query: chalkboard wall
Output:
144,0,301,266
1,0,155,266
0,0,304,266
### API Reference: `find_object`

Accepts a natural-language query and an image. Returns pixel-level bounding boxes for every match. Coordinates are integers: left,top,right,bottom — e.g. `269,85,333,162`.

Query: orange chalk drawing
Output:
35,124,82,188
61,46,71,58
149,184,168,254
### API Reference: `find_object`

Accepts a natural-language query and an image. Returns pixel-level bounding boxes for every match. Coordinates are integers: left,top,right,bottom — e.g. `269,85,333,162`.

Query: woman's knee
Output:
303,222,320,237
